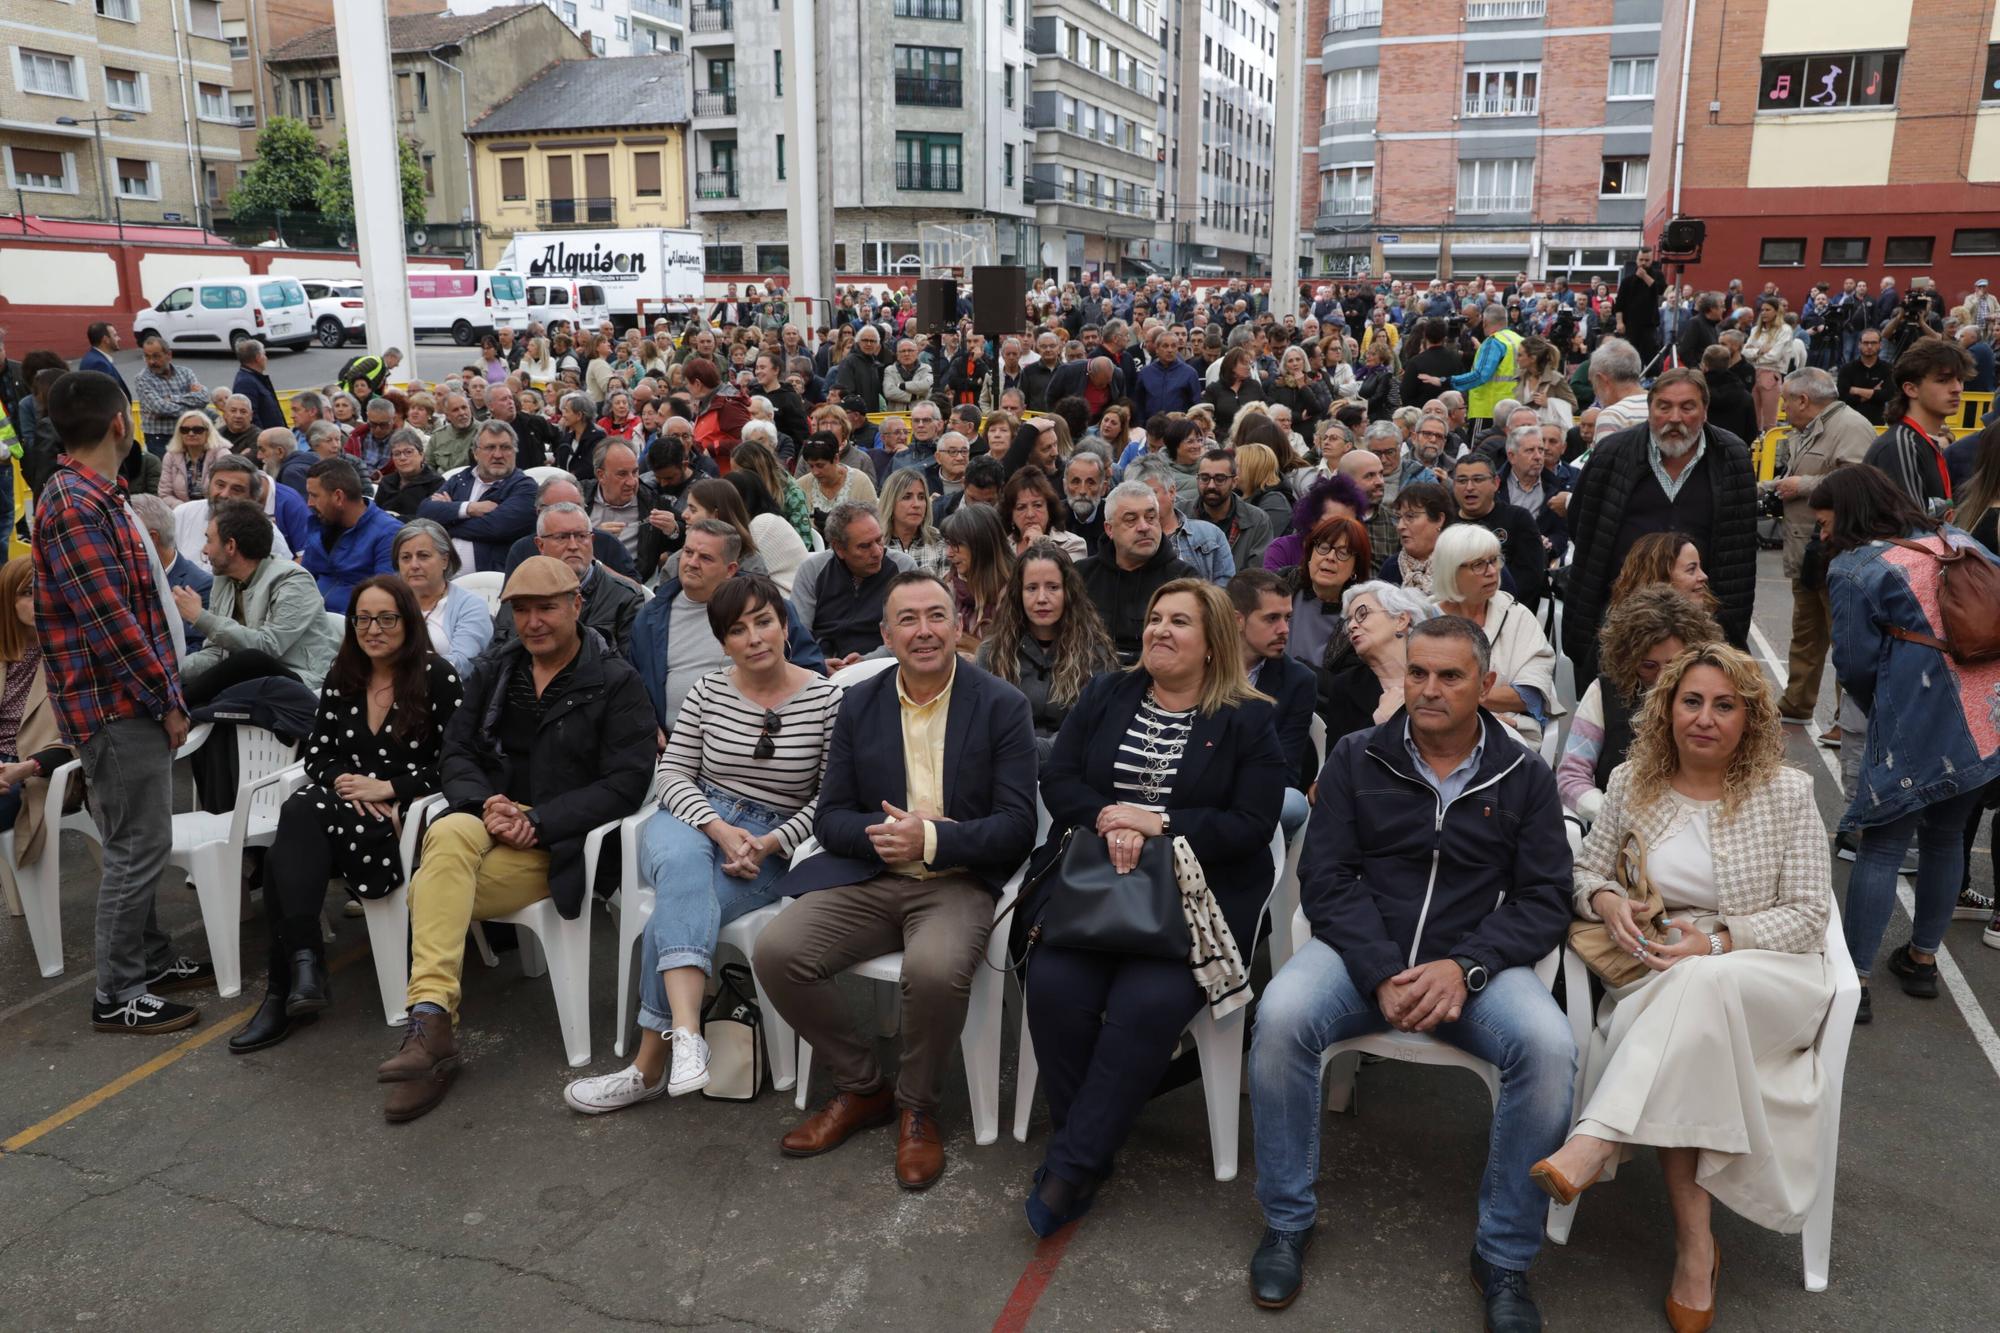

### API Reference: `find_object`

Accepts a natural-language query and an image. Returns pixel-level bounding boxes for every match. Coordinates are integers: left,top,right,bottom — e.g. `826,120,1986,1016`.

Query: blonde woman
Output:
160,410,224,507
1743,301,1792,432
518,337,556,383
1535,643,1831,1333
879,467,949,576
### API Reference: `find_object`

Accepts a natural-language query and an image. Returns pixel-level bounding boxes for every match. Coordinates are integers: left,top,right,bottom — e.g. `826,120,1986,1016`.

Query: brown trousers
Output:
1781,578,1832,716
754,870,993,1115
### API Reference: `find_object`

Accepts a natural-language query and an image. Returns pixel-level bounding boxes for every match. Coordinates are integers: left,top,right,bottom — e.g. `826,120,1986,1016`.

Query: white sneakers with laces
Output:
668,1027,711,1096
560,1028,710,1112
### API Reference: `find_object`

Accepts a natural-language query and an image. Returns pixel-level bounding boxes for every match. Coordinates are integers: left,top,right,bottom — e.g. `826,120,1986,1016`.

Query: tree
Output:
227,116,328,219
316,134,428,227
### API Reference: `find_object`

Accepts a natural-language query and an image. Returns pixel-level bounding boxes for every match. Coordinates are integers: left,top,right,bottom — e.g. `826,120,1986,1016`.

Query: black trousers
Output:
261,790,336,976
1023,944,1205,1185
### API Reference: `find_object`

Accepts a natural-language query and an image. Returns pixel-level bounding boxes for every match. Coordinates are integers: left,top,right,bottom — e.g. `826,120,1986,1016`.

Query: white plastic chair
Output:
1544,899,1861,1292
828,656,896,687
808,525,826,552
456,569,505,613
524,465,572,486
444,464,469,480
324,611,344,639
0,760,102,978
1011,826,1289,1181
1269,714,1328,978
167,725,300,998
1538,724,1562,769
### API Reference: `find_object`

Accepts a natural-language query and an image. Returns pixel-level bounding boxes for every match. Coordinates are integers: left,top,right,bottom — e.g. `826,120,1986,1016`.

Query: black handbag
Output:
998,828,1191,969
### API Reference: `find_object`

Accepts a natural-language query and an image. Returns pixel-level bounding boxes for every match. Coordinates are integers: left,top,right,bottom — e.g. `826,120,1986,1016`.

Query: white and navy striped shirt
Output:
656,670,844,856
1110,694,1195,811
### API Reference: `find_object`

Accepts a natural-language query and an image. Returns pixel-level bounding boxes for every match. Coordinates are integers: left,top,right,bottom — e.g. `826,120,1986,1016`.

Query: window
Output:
95,0,138,21
1883,235,1934,266
1607,57,1656,99
616,17,628,38
633,151,662,196
205,167,220,202
105,67,145,111
1006,0,1015,24
895,132,962,191
594,36,607,55
1953,227,2000,255
705,244,745,274
198,82,229,120
416,71,428,111
774,50,783,96
499,156,527,200
200,285,248,310
321,78,336,118
893,0,963,18
222,19,249,57
1324,67,1376,123
562,1,578,23
1987,45,2000,103
1456,158,1532,212
775,133,785,181
1463,63,1538,117
421,153,436,196
1821,237,1868,266
894,46,963,106
1599,157,1647,196
17,50,81,99
7,146,71,193
1758,237,1806,267
1003,142,1014,186
1758,51,1901,112
1320,164,1373,215
231,91,255,126
1004,63,1014,109
756,244,789,273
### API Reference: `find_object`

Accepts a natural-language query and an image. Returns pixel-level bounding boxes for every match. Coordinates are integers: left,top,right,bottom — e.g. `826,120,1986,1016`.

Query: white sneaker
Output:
563,1063,668,1115
668,1027,711,1096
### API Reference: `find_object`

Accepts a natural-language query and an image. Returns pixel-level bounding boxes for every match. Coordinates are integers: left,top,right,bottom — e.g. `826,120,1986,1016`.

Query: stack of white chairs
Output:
0,760,101,978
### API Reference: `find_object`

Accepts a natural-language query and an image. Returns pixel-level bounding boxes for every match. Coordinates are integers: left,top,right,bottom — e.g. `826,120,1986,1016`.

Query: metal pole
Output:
429,50,476,230
782,0,828,330
333,0,418,384
1269,0,1304,319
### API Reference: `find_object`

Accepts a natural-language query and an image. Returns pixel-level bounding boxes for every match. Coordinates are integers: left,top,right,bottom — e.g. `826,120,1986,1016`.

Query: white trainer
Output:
563,1063,668,1115
667,1027,711,1096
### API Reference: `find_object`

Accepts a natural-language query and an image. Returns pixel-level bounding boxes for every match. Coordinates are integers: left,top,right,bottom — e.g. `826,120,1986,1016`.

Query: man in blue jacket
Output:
1245,617,1574,1326
416,421,536,573
299,456,403,613
230,339,287,431
1133,326,1202,421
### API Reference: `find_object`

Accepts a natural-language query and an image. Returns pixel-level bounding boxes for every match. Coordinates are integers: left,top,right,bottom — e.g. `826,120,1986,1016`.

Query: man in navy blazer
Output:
1229,570,1319,834
757,570,1037,1191
415,419,537,573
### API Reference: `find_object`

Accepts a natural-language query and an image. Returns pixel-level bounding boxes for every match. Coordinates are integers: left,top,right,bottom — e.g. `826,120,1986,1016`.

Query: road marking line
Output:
1747,623,2000,1085
992,1222,1083,1333
1,942,369,1156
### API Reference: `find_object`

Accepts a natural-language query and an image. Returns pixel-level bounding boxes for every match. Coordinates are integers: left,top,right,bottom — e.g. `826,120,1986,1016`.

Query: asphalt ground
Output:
101,340,513,397
3,552,1998,1332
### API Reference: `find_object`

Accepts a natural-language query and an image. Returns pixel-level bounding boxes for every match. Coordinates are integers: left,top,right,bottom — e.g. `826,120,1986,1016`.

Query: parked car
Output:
522,276,610,335
301,278,368,348
132,276,313,354
407,269,528,346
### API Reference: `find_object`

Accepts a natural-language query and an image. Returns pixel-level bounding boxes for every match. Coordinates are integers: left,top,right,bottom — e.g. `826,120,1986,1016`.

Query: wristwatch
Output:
1707,932,1725,957
1452,955,1489,993
524,809,543,839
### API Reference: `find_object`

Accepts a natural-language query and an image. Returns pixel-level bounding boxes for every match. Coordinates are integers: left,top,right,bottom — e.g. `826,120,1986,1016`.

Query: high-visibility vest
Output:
1465,328,1523,421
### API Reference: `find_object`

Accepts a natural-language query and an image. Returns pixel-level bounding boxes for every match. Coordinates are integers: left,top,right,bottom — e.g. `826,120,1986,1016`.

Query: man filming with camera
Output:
1882,278,1945,359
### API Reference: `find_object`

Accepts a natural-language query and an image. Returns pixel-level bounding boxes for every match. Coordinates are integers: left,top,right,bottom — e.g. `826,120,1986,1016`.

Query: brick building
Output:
1311,0,1660,284
1647,0,2000,297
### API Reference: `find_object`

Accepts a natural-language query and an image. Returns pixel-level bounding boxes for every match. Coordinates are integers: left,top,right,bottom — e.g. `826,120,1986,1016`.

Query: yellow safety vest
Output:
1465,328,1523,422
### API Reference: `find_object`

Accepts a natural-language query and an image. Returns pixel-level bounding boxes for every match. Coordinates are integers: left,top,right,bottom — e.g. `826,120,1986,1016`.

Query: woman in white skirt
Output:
1530,643,1833,1333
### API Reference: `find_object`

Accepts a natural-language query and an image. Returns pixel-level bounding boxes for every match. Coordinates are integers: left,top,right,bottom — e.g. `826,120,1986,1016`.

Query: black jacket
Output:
1265,377,1334,435
374,466,445,519
1020,358,1062,410
1076,543,1193,663
1703,369,1758,449
506,411,560,470
579,477,668,581
833,350,887,412
439,631,655,917
1201,377,1263,437
1302,710,1572,997
1036,670,1286,947
554,421,606,479
1252,651,1319,790
1562,422,1757,680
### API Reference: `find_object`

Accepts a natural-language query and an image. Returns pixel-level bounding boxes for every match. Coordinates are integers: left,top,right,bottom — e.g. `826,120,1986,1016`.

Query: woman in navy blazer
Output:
1021,579,1285,1236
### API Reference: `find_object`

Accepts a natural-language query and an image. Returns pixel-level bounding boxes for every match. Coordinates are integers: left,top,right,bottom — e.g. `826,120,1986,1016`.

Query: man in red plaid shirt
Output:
34,370,212,1034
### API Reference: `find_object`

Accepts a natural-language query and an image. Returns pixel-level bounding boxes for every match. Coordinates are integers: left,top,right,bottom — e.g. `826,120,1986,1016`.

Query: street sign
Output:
1377,234,1400,243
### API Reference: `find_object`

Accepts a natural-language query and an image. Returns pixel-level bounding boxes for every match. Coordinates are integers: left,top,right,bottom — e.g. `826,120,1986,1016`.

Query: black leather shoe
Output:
1249,1226,1314,1309
1469,1251,1543,1333
229,990,313,1053
285,949,331,1016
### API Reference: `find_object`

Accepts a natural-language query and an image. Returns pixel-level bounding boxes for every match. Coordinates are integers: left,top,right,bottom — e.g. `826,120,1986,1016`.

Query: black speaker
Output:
971,265,1029,334
1660,217,1706,259
914,278,958,334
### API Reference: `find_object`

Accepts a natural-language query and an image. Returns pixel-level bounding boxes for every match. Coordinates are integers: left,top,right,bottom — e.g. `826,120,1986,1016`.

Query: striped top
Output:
1110,693,1195,811
656,669,844,856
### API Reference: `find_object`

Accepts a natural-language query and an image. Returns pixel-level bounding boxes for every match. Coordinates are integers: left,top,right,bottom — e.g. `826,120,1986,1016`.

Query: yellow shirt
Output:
893,661,956,877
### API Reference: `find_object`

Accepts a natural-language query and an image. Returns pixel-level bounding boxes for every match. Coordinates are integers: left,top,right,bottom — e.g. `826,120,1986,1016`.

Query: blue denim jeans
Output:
1843,787,1984,975
1280,787,1309,839
1249,938,1576,1271
636,781,793,1035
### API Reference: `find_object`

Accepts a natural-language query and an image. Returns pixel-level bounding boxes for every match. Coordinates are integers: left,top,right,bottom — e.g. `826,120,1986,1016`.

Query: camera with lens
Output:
1903,290,1933,319
1759,485,1787,519
1552,308,1578,344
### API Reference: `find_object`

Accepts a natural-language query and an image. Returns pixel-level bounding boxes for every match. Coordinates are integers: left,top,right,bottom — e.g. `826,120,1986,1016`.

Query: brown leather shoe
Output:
780,1086,896,1157
895,1108,945,1190
383,1066,456,1122
377,1011,459,1083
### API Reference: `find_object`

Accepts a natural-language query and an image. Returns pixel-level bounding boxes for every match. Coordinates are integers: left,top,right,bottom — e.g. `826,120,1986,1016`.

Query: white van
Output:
521,276,611,335
407,269,528,345
131,275,313,354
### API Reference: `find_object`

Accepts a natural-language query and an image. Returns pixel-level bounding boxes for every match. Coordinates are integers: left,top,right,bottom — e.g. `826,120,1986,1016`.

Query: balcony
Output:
1031,180,1154,218
1463,94,1538,117
1323,98,1376,124
632,0,684,23
537,197,618,226
1316,197,1373,224
1327,6,1381,31
1465,0,1544,18
893,0,962,17
1024,103,1056,129
1457,193,1532,213
696,170,739,199
894,74,963,107
689,1,732,33
895,161,962,191
693,89,737,116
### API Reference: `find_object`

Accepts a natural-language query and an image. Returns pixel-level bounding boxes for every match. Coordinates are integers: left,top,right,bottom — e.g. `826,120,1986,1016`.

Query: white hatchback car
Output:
132,275,313,354
301,278,367,348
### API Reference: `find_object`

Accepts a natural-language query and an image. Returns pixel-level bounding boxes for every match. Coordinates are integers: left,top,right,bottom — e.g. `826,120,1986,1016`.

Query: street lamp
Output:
55,112,136,222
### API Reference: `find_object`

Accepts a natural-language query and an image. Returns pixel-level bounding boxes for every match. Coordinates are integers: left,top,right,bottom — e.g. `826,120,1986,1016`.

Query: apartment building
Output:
447,0,681,55
689,0,1033,279
1158,0,1281,278
1649,0,2000,295
1313,0,1660,283
2,0,237,225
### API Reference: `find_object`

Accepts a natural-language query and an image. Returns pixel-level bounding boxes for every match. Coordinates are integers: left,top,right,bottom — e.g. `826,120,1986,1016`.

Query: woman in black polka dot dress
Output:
231,575,463,1053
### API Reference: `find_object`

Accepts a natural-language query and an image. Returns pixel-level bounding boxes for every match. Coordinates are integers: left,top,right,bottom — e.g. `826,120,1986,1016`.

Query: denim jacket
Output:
1827,525,2000,831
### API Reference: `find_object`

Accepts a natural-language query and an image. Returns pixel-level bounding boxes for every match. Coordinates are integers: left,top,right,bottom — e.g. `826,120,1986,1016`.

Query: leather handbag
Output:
1566,829,1666,988
995,827,1191,970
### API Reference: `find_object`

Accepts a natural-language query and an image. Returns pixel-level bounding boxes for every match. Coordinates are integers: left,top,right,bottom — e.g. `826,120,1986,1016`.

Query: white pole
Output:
1270,0,1305,318
1670,0,1699,220
782,0,826,331
333,0,418,384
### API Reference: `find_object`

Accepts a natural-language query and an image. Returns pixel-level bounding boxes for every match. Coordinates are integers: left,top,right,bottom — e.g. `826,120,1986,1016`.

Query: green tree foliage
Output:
227,117,328,218
317,135,428,227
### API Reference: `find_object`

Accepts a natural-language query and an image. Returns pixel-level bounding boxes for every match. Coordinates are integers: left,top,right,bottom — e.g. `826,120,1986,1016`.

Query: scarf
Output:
1400,550,1435,595
1172,836,1250,1020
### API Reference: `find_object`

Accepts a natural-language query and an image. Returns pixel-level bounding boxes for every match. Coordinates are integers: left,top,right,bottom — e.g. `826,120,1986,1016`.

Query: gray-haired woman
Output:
393,519,491,674
373,428,444,518
1319,579,1438,743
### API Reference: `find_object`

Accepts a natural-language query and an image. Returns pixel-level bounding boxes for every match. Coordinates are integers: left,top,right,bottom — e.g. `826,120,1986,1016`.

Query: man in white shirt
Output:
1586,338,1651,441
174,454,295,572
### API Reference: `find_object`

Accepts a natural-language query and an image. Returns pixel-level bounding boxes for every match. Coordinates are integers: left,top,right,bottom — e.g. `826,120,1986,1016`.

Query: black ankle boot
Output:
229,990,312,1053
285,949,331,1016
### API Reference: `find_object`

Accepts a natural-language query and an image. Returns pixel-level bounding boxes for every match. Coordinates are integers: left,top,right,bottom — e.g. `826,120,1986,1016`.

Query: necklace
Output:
1131,689,1192,805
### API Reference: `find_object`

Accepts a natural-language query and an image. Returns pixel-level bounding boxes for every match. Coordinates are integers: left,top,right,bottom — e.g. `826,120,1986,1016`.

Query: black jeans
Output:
261,790,336,979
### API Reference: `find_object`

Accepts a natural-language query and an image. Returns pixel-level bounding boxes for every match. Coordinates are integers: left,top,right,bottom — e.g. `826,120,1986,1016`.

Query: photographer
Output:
1612,246,1665,371
1836,328,1892,426
1883,279,1945,360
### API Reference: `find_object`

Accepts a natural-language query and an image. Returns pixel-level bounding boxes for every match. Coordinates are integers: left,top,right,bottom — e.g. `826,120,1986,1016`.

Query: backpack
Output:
1886,535,2000,665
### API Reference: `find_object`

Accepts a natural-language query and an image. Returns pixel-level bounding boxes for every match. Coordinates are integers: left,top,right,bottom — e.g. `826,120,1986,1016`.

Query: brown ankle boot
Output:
779,1086,896,1157
379,1012,460,1123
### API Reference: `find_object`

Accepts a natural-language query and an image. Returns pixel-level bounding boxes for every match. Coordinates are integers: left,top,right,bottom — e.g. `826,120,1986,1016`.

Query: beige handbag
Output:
1566,830,1667,988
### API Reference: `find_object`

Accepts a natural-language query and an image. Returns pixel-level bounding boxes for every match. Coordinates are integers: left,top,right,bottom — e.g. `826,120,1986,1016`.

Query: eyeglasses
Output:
753,709,783,760
180,426,210,436
1462,556,1502,574
1317,546,1356,562
353,612,403,630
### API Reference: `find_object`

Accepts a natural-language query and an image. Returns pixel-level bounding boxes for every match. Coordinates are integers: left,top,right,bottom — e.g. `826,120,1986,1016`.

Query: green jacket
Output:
184,557,340,692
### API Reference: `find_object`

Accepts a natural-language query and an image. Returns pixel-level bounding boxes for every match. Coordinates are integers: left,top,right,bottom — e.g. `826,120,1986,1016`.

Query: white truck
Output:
496,227,704,333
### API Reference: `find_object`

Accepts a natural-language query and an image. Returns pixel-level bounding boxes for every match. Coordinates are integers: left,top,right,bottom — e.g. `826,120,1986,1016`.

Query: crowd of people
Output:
1,255,1998,1330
